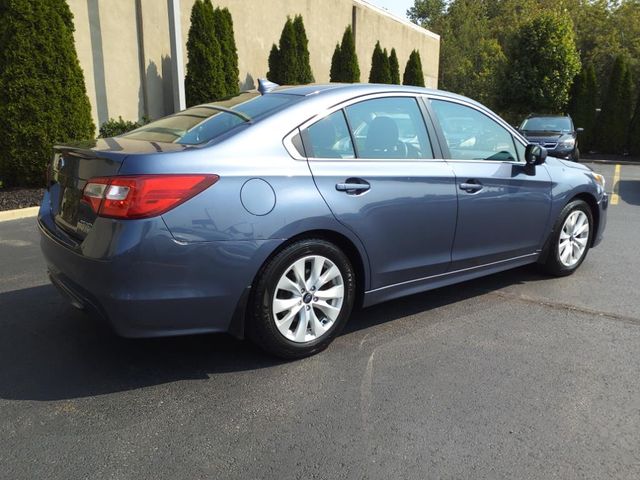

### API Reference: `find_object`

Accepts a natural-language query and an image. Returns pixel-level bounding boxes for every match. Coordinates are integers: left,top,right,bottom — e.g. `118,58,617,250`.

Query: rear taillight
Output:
82,174,219,219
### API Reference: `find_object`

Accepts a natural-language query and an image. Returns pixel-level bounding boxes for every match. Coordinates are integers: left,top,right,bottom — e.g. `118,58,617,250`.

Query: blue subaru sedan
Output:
39,83,608,358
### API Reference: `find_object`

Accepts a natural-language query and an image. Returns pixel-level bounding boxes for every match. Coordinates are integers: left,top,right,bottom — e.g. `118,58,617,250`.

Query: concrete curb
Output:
0,206,39,223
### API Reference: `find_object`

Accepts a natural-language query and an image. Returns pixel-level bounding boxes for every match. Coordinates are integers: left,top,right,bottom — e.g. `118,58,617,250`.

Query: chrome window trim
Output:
288,92,438,162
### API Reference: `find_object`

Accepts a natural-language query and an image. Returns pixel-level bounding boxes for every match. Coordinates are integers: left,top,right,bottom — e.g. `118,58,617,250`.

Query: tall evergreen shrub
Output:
329,25,360,83
185,0,225,106
214,7,239,97
293,15,314,84
403,50,426,87
369,41,391,84
267,16,315,85
594,56,634,153
389,48,400,85
568,65,598,152
0,0,95,187
267,44,281,84
267,17,298,84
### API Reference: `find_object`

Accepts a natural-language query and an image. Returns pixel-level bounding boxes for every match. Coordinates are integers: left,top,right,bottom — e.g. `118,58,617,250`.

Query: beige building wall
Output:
68,0,440,127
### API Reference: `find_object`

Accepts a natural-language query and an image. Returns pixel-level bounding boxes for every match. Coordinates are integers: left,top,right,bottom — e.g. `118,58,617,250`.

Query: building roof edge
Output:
352,0,440,41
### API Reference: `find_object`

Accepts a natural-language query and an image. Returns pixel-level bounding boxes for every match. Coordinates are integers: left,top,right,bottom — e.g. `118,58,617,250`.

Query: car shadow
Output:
0,266,547,401
617,180,640,206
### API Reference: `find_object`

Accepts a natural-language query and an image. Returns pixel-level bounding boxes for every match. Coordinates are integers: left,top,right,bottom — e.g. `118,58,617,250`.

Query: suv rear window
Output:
122,93,298,145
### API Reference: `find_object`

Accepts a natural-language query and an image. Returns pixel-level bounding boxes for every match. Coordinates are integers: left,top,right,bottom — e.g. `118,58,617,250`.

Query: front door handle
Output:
336,179,370,194
459,181,483,193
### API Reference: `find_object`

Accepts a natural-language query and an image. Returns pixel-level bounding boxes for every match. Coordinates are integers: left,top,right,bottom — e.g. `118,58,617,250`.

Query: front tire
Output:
247,239,356,359
540,200,592,276
571,148,580,162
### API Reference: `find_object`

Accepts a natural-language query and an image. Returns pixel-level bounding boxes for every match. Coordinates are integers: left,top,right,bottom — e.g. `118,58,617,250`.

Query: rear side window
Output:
122,94,298,145
305,111,355,159
344,97,433,159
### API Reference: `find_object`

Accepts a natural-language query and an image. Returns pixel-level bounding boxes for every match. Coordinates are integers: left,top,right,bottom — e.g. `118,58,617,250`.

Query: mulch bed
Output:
0,188,45,212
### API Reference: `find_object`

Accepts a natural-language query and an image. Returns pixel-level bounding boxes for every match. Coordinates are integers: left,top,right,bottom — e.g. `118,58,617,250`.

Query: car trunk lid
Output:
49,142,126,239
47,138,188,240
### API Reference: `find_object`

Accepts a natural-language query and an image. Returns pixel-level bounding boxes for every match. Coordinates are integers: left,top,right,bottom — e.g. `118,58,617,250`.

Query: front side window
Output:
305,111,355,159
344,97,433,159
430,99,519,162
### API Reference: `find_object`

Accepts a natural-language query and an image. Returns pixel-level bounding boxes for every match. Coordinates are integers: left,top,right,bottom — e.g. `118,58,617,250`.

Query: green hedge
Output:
98,117,149,138
0,0,95,187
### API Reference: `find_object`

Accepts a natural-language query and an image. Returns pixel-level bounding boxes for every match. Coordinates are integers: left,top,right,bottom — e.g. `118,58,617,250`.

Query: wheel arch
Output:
570,192,599,247
538,191,599,265
229,228,369,339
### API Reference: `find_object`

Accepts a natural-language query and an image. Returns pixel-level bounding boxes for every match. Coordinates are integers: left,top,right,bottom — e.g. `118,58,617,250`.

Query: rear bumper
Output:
38,201,279,338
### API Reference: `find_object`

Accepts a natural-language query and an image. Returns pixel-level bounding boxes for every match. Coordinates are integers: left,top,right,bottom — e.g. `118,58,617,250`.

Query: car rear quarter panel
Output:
116,114,373,290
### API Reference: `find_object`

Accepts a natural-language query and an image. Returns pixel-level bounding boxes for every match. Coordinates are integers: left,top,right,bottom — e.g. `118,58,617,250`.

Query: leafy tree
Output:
407,0,447,30
568,64,598,152
0,0,95,187
594,56,634,154
369,41,391,84
293,15,314,84
329,25,360,83
411,0,505,107
213,7,239,97
403,50,425,87
500,11,580,114
185,0,225,106
389,48,400,85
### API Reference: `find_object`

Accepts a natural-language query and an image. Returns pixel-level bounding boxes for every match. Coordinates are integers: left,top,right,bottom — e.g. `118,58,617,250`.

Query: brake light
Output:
82,174,219,219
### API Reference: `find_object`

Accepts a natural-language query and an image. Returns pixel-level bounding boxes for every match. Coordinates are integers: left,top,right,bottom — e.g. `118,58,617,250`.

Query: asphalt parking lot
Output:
1,162,639,479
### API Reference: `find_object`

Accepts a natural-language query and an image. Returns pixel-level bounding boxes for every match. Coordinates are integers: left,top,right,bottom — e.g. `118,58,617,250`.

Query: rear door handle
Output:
336,179,370,194
459,181,483,193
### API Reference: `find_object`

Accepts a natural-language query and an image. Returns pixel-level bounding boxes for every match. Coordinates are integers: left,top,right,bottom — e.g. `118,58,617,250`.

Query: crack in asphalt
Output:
479,289,640,326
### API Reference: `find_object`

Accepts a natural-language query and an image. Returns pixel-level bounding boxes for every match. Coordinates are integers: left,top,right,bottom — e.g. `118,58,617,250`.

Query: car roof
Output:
272,83,478,105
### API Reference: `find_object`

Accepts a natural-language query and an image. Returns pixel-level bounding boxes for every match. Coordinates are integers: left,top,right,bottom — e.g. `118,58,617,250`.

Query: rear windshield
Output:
520,116,572,133
122,93,298,145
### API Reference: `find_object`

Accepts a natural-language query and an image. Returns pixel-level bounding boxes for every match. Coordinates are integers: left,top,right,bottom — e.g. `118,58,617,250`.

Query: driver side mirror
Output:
576,127,585,133
525,144,547,166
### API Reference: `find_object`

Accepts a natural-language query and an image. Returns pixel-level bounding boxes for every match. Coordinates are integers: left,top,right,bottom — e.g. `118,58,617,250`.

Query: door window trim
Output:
284,92,443,162
423,94,529,165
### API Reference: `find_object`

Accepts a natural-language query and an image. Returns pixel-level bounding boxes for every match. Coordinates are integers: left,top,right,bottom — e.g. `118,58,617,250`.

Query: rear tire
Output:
540,200,592,276
247,239,356,359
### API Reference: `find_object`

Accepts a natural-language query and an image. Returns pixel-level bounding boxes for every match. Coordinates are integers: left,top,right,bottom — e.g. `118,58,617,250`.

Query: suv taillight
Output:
82,174,219,219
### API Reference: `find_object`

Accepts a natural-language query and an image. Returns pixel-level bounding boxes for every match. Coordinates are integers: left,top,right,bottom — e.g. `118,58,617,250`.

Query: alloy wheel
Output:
558,210,590,267
272,255,345,343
